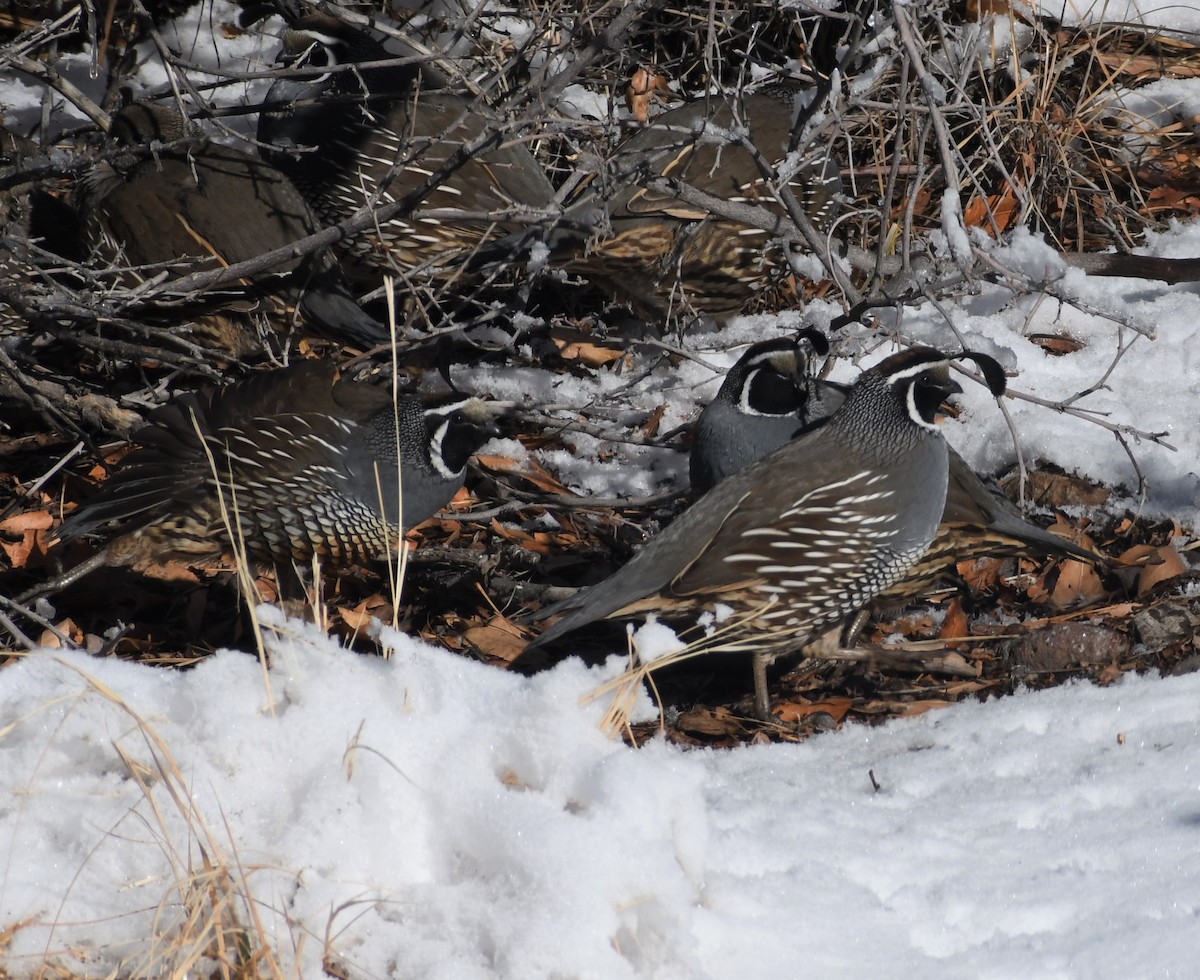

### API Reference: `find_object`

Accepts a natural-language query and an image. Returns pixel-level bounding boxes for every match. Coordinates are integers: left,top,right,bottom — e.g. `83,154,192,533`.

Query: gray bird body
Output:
690,396,803,494
689,341,1092,570
535,350,954,663
689,336,831,492
55,361,494,574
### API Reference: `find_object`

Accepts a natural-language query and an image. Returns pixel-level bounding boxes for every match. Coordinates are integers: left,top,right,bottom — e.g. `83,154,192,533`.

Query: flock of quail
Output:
3,12,1099,720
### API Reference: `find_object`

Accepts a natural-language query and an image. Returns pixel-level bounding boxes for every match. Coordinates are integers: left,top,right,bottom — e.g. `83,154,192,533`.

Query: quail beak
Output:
936,379,964,422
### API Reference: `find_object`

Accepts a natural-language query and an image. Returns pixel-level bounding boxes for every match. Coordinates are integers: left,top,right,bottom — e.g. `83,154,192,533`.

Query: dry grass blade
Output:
36,657,288,978
191,409,275,710
379,276,409,638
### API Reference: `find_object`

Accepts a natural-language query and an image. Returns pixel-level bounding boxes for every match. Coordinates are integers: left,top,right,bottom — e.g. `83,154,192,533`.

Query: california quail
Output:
689,336,1097,603
78,103,388,355
51,360,495,595
689,332,836,492
257,15,556,285
492,86,842,324
531,346,999,720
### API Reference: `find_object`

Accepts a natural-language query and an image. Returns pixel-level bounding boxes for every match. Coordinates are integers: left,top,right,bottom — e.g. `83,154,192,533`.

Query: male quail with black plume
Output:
530,346,1003,720
257,14,556,284
48,360,495,596
78,103,388,354
690,336,1097,608
689,331,836,493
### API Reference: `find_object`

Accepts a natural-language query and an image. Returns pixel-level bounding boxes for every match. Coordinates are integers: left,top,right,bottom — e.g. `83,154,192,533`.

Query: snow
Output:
2,620,1199,976
6,1,1200,975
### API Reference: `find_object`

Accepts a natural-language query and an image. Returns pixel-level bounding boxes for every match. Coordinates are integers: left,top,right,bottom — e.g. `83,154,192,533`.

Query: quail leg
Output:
841,608,871,648
751,651,773,722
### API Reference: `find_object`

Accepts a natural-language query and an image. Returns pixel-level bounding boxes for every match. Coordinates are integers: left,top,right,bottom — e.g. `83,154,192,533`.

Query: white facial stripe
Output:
886,357,950,383
423,398,470,420
891,358,952,431
906,384,938,431
301,31,341,49
737,367,762,413
428,418,459,479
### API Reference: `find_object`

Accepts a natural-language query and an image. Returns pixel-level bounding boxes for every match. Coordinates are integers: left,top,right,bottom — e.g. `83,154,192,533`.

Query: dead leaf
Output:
940,598,970,640
549,327,625,367
899,700,954,717
1050,557,1105,607
676,706,741,736
964,188,1020,234
463,613,530,663
1020,472,1110,509
0,511,53,534
1136,544,1188,595
1048,515,1098,552
641,404,667,440
773,696,853,725
957,556,1005,593
475,454,572,495
0,510,55,569
337,596,394,632
40,617,82,649
1029,333,1085,355
625,67,673,123
489,518,553,554
965,0,1012,18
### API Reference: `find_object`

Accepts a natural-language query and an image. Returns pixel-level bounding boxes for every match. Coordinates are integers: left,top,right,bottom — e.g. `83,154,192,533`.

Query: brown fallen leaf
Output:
625,67,673,123
475,453,573,495
1020,472,1110,509
0,509,54,569
965,0,1012,19
940,598,970,640
899,700,954,717
489,518,553,554
463,612,530,663
1136,544,1188,595
963,188,1020,234
957,555,1006,593
641,404,666,440
549,326,626,367
338,595,394,632
40,617,83,649
773,696,853,725
1050,558,1105,607
0,511,53,534
676,706,741,736
1028,333,1085,355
